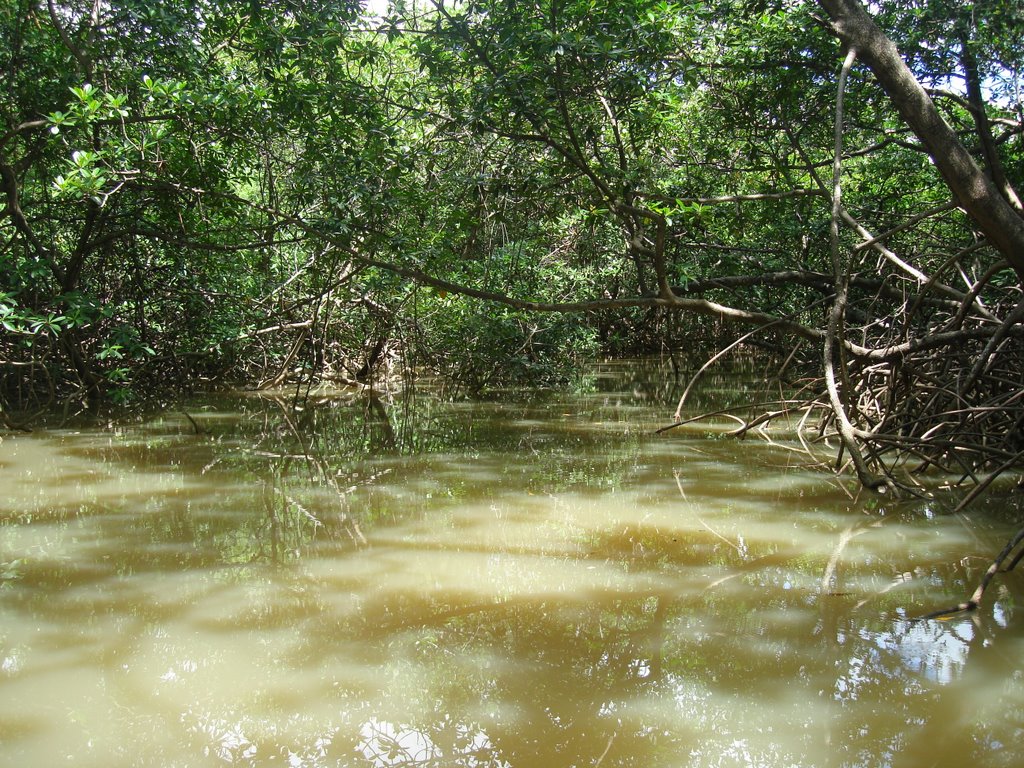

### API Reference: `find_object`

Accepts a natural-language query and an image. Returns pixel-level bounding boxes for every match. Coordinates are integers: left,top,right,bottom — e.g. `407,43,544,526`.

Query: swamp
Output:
3,1,1024,764
2,362,1024,766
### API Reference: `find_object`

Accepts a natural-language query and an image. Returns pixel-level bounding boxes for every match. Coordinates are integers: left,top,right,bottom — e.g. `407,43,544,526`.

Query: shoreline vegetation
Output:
2,1,1023,502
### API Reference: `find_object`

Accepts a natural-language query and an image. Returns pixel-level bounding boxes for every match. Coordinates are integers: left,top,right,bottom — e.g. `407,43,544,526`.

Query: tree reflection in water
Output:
357,718,440,767
2,362,1023,766
357,717,509,768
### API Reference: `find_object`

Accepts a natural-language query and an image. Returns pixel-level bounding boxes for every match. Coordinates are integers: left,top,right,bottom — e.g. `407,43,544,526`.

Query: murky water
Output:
2,361,1023,767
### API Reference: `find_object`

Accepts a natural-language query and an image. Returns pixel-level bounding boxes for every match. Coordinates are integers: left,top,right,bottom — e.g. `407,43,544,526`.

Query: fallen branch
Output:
916,522,1024,620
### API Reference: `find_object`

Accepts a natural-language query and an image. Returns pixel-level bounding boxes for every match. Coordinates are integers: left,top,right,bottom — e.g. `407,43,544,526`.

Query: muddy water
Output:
1,362,1023,767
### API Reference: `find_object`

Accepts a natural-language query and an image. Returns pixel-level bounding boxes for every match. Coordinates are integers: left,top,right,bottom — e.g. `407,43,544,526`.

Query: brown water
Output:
2,362,1023,767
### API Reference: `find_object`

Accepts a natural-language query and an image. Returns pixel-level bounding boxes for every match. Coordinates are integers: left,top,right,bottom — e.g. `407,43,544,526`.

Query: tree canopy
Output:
2,0,1023,492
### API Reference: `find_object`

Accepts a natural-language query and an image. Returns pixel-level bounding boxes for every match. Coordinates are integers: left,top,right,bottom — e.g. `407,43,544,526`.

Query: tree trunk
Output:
816,0,1024,283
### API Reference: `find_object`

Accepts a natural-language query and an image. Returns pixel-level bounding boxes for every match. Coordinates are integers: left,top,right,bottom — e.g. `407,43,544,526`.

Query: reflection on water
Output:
1,361,1023,767
356,717,509,768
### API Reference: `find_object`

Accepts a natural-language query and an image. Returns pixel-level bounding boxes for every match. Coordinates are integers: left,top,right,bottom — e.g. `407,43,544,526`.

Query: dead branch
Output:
916,522,1024,621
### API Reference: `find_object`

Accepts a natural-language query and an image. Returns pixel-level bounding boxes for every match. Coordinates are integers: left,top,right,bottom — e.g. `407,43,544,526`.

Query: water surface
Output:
2,362,1023,766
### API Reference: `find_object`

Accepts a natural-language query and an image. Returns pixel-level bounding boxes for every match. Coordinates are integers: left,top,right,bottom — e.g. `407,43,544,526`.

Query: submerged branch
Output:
917,522,1024,621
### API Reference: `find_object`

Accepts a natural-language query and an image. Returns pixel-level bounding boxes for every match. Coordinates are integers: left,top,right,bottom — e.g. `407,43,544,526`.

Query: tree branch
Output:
816,0,1024,282
824,46,885,489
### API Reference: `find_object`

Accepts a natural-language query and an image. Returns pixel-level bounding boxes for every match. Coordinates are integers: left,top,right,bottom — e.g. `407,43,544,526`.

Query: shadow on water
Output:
1,359,1023,767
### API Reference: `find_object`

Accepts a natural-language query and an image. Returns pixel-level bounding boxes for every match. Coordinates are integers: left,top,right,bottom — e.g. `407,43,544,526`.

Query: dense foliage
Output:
2,0,1023,490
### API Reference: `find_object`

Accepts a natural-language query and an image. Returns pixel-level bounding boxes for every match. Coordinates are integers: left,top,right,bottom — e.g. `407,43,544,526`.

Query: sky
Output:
363,0,390,19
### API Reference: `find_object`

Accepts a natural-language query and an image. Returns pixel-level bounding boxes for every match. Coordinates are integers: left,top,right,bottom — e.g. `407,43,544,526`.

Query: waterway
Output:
1,361,1022,767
